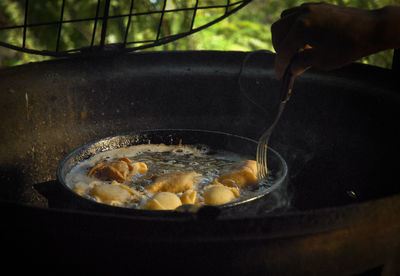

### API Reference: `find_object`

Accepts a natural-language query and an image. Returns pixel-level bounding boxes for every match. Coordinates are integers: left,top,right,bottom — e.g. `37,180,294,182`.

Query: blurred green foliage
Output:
0,0,399,68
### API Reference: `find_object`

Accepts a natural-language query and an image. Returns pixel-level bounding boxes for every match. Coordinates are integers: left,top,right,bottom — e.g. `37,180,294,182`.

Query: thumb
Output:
289,48,315,76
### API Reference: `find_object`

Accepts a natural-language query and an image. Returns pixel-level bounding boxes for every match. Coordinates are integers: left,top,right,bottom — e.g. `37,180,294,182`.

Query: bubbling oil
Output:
65,144,275,208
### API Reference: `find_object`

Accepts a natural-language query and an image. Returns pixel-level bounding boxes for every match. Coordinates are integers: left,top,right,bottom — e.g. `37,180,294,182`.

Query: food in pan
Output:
65,144,261,210
143,192,183,210
180,189,198,205
145,171,201,193
88,157,147,181
213,160,258,188
203,184,240,205
89,183,132,205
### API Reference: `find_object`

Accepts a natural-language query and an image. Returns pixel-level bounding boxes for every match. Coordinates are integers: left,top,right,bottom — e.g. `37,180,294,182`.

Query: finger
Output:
289,48,316,76
280,7,301,18
274,28,308,79
271,12,301,52
281,2,323,18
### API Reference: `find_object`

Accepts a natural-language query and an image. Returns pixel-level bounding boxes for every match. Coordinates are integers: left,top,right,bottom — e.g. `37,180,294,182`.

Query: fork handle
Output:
280,66,295,103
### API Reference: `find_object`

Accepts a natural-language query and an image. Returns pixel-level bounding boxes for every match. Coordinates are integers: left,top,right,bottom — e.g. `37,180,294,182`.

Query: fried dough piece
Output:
143,192,182,210
203,184,240,205
180,189,198,205
73,182,89,196
215,160,258,188
145,171,201,194
88,158,147,181
110,181,142,197
89,184,131,203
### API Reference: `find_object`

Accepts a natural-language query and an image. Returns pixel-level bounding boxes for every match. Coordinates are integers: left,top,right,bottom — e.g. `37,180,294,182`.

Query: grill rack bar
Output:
90,0,102,47
56,0,66,52
22,0,29,48
0,0,251,57
123,0,136,45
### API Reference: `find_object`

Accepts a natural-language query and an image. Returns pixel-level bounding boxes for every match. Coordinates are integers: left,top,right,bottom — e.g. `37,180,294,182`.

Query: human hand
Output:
271,2,392,79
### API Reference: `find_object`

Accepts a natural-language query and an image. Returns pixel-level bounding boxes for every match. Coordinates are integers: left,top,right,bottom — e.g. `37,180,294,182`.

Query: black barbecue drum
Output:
1,0,399,274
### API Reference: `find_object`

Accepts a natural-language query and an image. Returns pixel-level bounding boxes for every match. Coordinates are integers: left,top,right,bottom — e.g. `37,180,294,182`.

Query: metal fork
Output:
256,66,295,180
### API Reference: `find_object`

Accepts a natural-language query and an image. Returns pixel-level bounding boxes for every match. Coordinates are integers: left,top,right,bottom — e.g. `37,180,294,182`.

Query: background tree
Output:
0,0,399,68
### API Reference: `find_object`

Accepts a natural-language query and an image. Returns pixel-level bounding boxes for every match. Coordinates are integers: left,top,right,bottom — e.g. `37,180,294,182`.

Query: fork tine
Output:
261,142,267,178
256,134,268,180
262,139,268,178
258,147,261,176
263,141,268,177
258,144,263,179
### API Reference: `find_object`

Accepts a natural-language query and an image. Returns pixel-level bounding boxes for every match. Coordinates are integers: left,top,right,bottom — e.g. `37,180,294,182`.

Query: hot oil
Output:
65,144,275,208
127,147,241,191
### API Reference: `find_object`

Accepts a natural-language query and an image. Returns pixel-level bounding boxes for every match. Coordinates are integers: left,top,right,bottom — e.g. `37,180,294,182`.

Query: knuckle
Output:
301,2,325,13
300,3,313,13
296,17,312,29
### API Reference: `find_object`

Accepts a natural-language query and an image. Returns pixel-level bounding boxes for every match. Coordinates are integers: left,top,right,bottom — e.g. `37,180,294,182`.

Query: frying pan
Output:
56,129,288,217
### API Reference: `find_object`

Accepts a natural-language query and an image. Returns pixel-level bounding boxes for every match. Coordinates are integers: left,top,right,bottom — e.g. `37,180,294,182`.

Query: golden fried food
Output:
180,189,198,205
89,183,131,203
145,171,201,193
203,184,240,205
143,192,182,210
72,182,89,196
88,157,147,181
215,160,258,188
67,142,266,211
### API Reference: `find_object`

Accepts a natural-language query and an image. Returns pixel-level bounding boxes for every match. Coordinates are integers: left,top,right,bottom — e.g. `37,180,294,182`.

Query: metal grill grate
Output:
0,0,251,57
